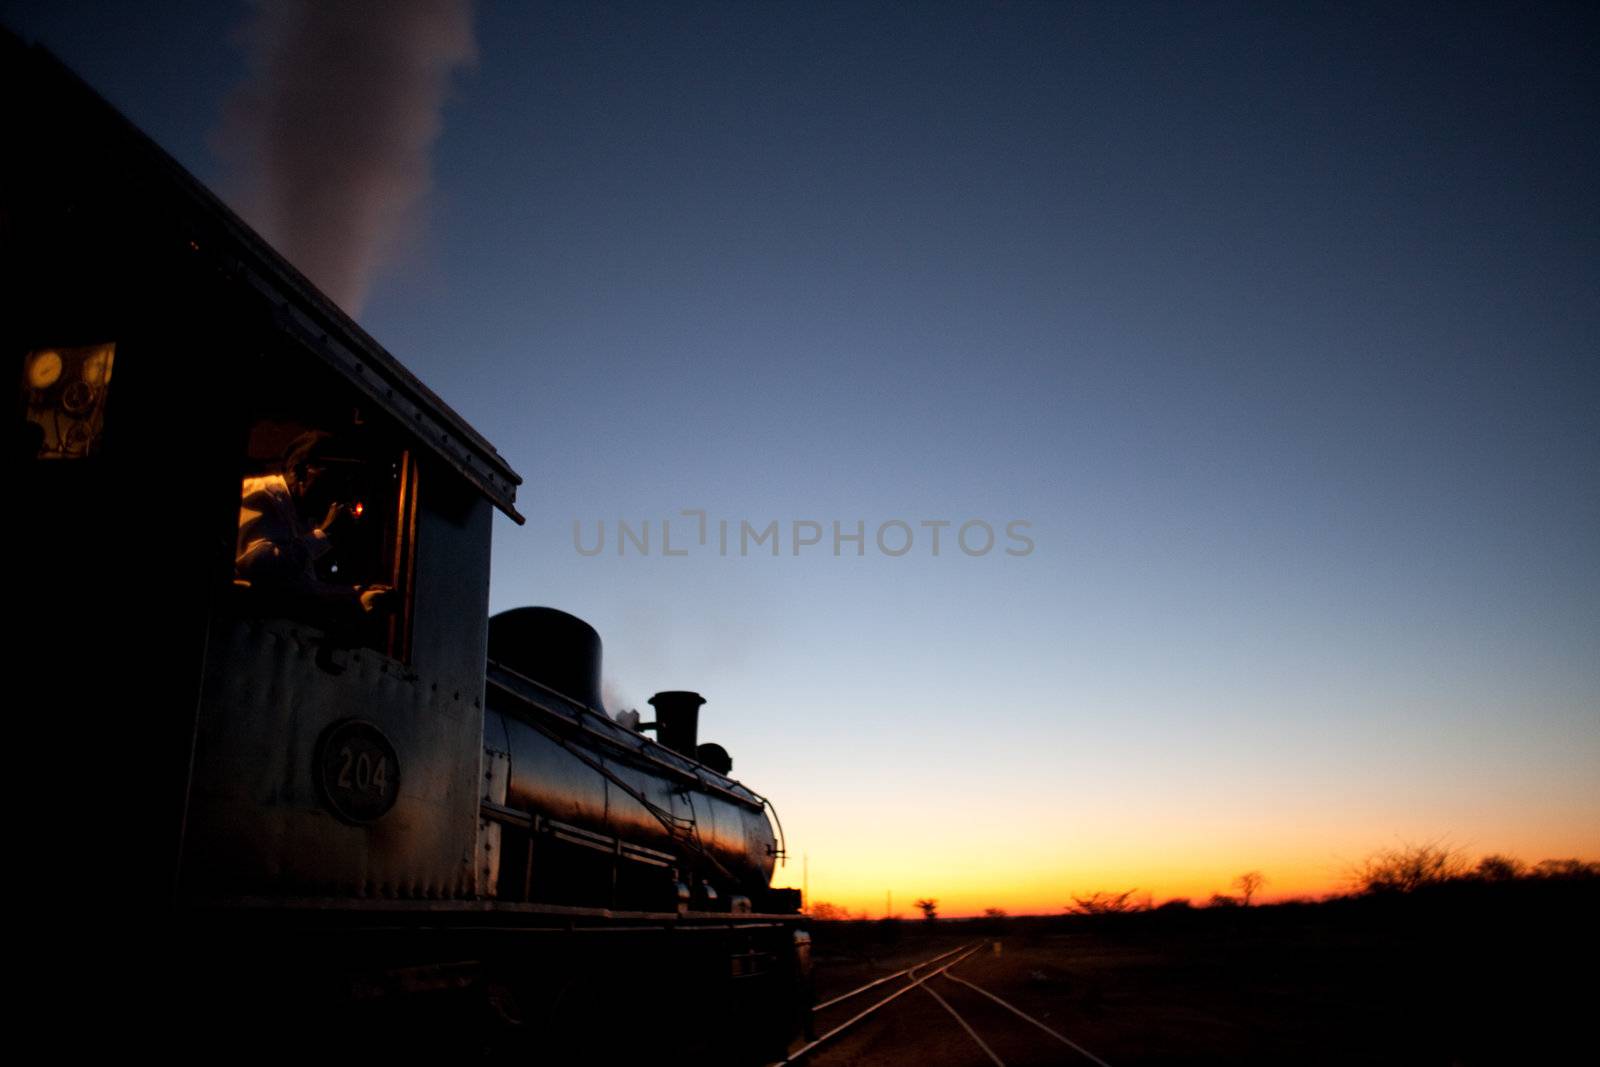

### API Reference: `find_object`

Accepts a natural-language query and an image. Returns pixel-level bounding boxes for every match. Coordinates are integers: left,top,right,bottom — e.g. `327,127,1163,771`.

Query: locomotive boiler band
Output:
10,30,807,1063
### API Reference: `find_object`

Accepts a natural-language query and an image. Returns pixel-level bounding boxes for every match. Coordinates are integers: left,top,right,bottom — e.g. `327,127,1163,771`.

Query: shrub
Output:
1068,890,1140,915
1531,858,1600,880
1472,855,1525,881
1349,841,1469,894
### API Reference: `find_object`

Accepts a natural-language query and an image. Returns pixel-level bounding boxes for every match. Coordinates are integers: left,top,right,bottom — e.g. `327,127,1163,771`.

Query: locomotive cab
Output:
183,364,507,903
9,36,518,908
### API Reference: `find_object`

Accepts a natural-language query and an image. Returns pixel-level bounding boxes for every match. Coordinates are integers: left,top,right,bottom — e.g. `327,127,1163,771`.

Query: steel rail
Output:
773,943,983,1065
942,970,1114,1067
921,981,1006,1067
811,944,969,1012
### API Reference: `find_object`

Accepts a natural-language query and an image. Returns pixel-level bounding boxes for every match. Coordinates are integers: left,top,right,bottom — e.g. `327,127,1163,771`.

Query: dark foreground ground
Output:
803,880,1596,1066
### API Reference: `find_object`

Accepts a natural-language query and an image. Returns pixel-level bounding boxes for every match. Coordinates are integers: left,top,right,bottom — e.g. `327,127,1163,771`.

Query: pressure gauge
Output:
82,346,113,386
27,350,62,389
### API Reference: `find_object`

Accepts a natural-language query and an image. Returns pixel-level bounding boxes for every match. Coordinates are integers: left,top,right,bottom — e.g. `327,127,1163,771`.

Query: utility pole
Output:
803,853,809,915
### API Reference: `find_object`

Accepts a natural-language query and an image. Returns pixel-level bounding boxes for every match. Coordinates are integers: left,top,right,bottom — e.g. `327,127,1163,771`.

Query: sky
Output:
9,1,1596,914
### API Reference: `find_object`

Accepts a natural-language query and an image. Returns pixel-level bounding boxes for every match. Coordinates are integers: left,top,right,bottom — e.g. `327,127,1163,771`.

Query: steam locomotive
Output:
10,32,808,1061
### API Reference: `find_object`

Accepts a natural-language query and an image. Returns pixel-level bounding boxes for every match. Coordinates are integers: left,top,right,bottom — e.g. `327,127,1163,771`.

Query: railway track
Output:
776,942,1112,1067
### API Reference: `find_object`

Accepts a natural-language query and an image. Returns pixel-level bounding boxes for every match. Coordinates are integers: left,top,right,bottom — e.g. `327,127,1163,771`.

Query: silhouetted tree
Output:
808,902,846,921
982,907,1008,919
1233,871,1267,906
1207,893,1240,908
915,898,938,922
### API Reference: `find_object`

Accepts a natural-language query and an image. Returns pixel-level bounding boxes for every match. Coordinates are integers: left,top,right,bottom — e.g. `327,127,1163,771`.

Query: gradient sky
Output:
10,1,1596,914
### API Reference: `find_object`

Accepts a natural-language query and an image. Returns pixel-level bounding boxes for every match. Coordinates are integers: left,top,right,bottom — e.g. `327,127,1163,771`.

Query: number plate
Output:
315,720,401,823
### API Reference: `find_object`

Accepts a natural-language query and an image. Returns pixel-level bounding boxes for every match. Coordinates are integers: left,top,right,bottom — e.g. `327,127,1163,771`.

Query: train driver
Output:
235,430,392,627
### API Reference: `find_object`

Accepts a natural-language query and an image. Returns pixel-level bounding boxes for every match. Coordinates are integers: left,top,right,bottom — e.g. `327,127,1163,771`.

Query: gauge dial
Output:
27,350,62,389
82,346,114,386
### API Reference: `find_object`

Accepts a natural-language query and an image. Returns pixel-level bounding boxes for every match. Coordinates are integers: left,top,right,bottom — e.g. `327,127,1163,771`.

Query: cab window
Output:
232,408,417,661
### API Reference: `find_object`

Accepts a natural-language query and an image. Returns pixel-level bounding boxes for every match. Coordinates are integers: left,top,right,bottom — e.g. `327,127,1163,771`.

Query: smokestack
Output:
647,691,704,759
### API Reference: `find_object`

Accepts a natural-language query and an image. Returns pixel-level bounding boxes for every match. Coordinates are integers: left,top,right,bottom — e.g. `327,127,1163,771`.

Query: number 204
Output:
336,746,389,795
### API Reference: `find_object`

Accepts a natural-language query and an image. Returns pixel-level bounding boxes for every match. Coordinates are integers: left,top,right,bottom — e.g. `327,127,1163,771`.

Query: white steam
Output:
218,0,475,315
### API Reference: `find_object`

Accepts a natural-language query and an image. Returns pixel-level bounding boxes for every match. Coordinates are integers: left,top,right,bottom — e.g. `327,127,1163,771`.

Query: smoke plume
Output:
601,678,633,721
218,0,475,316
